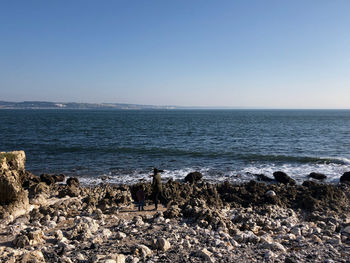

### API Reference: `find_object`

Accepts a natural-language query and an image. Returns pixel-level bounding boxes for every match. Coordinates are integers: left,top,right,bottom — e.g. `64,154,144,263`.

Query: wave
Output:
36,144,350,165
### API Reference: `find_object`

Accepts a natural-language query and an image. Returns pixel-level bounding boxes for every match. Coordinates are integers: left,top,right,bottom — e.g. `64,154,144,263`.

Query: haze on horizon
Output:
1,1,349,109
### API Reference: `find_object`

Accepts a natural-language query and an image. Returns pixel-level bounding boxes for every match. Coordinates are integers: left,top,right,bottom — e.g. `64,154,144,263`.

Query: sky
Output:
0,0,349,109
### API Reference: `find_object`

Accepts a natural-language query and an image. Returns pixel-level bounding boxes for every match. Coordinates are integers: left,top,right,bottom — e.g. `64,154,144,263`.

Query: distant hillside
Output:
0,101,177,110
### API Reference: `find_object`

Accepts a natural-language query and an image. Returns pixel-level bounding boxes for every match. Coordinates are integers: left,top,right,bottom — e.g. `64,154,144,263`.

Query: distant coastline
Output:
0,101,177,110
1,101,349,110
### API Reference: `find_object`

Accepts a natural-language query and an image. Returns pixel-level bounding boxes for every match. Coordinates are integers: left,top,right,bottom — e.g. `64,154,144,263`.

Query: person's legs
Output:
160,191,168,207
154,192,159,210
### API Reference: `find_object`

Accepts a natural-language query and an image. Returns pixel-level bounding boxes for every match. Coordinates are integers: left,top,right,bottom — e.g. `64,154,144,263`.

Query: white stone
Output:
114,254,126,263
116,232,127,240
265,190,276,198
154,238,171,251
136,244,152,257
76,253,85,260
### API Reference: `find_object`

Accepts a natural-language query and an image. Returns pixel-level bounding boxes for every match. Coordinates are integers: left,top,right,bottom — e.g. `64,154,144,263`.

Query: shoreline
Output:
1,152,350,262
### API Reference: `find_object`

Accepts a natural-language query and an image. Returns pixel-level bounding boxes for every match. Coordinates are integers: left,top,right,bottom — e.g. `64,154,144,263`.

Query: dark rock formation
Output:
254,173,274,182
40,174,56,185
340,172,350,183
66,177,80,187
308,172,327,180
184,172,203,184
273,171,296,185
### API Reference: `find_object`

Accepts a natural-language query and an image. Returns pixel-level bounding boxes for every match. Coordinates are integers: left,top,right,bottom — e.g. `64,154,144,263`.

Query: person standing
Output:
136,185,145,211
150,168,165,210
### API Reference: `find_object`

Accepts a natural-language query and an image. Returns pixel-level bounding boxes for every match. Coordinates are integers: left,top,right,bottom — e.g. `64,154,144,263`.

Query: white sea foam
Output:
78,161,350,186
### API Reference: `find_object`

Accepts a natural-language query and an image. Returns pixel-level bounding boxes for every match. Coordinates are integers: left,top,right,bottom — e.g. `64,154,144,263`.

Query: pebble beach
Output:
1,151,350,263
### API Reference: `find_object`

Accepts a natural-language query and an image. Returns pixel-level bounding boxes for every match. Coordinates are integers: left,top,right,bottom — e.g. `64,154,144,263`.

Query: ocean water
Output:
1,109,349,184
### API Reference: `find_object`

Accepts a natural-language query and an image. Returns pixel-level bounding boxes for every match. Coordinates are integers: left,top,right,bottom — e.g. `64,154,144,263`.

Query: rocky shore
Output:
1,151,350,263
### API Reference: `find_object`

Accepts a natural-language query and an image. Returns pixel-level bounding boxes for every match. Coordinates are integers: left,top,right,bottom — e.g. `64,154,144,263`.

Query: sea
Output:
1,109,349,185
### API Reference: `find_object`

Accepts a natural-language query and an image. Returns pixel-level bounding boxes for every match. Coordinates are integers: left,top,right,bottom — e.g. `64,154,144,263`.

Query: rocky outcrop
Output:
340,172,350,183
309,172,327,180
0,151,29,220
184,172,203,184
273,171,296,185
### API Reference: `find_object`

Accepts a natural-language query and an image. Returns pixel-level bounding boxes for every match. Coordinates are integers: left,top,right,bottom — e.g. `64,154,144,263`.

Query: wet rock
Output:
273,171,296,185
340,172,350,183
302,180,319,188
309,172,327,180
255,174,274,182
185,172,203,184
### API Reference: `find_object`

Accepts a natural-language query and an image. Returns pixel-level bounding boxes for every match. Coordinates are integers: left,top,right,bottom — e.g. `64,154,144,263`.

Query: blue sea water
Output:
1,109,349,184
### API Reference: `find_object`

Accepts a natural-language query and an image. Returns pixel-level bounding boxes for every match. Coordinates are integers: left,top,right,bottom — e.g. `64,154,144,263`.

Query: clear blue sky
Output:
1,0,349,108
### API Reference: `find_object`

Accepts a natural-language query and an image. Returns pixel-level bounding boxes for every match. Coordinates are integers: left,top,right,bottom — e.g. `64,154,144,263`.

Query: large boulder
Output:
309,172,327,181
273,171,296,185
184,172,203,184
340,172,350,183
0,151,26,171
0,151,30,220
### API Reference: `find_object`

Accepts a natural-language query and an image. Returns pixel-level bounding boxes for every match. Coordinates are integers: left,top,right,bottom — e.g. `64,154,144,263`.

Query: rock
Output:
33,182,50,196
312,235,322,243
255,174,274,182
194,248,215,262
40,174,56,185
184,172,203,184
264,242,286,252
114,254,126,263
273,171,296,185
53,174,65,183
340,172,350,183
68,216,99,240
116,231,127,240
343,226,350,234
28,229,45,245
309,172,327,180
302,180,319,188
54,230,64,241
135,244,152,257
0,151,26,171
264,250,276,261
265,190,276,198
0,151,29,220
21,250,46,263
66,177,80,187
13,234,30,248
99,228,112,240
153,238,171,251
